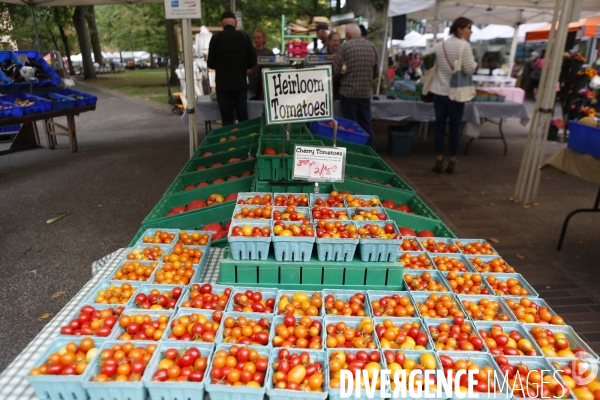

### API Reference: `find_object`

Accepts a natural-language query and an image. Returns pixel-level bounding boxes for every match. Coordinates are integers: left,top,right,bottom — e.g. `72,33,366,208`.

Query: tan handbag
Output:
421,61,437,95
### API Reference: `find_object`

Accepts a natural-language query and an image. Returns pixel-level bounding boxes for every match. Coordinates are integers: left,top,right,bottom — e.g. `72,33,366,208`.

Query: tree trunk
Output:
166,19,179,86
57,23,75,76
86,6,103,65
149,53,155,68
73,6,96,79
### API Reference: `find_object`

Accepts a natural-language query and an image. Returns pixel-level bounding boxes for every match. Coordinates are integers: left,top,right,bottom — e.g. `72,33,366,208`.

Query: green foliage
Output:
96,4,168,55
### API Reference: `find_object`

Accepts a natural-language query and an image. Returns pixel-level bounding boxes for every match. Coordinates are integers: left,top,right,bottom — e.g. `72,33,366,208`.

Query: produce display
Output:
151,346,208,382
28,338,100,376
19,117,598,400
1,58,50,82
90,342,155,382
114,313,170,341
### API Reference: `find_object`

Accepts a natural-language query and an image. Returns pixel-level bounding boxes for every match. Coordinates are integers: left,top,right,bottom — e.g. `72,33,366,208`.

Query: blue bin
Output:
53,89,98,107
15,50,62,87
567,121,591,153
388,124,417,156
310,116,370,145
33,92,76,111
0,51,26,90
0,99,23,119
0,124,20,132
1,93,51,115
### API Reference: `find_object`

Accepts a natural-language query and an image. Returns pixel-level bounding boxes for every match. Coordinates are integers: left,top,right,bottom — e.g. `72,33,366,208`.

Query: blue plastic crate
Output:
567,120,591,153
82,280,142,306
205,344,271,400
274,290,326,316
0,124,20,132
271,221,315,262
1,93,51,115
162,308,217,342
436,350,512,400
109,309,173,341
326,347,385,400
53,88,98,107
179,282,233,310
33,91,76,111
355,220,402,262
315,220,358,261
374,316,435,350
0,100,23,119
143,342,214,400
267,348,328,400
0,51,25,90
227,220,271,261
309,116,370,145
225,286,278,313
589,128,600,159
81,340,151,400
215,312,273,345
124,284,186,310
25,336,105,400
322,289,369,317
268,315,325,348
15,50,62,87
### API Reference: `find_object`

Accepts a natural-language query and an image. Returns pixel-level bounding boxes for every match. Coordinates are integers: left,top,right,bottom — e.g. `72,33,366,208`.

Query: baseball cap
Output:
316,22,329,31
531,51,539,58
221,11,236,20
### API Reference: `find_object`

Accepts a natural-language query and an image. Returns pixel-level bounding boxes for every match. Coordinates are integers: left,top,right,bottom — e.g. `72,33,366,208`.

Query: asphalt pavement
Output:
0,83,599,372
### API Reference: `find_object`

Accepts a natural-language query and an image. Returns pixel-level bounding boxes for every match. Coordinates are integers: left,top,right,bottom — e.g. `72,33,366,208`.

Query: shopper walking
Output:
430,17,477,174
207,11,257,126
332,23,379,150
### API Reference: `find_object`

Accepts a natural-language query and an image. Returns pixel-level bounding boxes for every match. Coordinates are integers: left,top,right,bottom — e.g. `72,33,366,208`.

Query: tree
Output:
73,6,95,79
86,6,103,65
166,19,179,86
53,7,75,76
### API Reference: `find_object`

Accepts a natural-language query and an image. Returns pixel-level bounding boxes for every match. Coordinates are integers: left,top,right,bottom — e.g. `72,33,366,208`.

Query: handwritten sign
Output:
292,145,346,182
263,67,333,125
164,0,201,19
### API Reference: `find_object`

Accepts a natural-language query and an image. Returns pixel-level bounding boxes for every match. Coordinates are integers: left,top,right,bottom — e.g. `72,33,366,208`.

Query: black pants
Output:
216,89,248,126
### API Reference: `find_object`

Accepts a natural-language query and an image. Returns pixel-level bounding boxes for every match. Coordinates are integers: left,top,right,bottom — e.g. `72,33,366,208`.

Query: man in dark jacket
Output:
207,11,257,126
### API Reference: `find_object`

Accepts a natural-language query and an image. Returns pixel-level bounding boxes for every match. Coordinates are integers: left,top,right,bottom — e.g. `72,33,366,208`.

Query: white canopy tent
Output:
388,0,600,205
470,23,548,42
3,0,200,157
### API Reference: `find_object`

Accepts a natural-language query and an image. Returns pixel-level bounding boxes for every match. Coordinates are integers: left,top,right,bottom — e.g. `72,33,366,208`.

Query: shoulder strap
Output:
456,39,466,71
442,42,454,72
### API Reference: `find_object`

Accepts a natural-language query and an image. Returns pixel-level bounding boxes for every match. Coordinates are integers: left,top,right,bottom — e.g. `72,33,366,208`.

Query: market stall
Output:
0,50,98,155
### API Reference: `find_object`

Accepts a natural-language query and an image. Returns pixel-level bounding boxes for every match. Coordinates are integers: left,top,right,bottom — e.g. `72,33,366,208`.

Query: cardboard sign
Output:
263,66,333,125
164,0,201,19
292,145,346,182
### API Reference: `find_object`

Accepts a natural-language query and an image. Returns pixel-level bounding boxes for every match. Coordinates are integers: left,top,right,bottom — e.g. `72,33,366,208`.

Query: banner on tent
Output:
263,66,334,125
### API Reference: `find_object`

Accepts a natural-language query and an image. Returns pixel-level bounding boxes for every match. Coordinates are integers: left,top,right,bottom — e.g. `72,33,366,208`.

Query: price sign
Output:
164,0,201,19
292,145,346,182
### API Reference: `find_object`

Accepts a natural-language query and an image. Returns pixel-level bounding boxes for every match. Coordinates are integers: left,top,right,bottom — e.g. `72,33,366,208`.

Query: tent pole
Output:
377,15,390,95
528,0,578,204
513,0,561,203
29,5,41,53
508,23,520,77
182,18,198,157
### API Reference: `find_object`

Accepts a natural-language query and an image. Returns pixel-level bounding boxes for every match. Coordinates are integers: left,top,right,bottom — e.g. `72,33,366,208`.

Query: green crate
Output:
219,247,404,291
165,159,256,195
343,164,414,193
205,117,263,138
334,180,438,220
345,152,394,172
180,145,258,174
386,208,455,238
202,125,261,146
315,136,378,157
192,135,260,159
260,123,312,135
143,176,253,224
130,202,235,247
252,179,335,194
256,138,323,181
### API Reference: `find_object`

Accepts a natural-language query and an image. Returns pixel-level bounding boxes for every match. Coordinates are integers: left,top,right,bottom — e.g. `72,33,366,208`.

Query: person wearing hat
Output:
207,11,257,126
316,22,330,54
